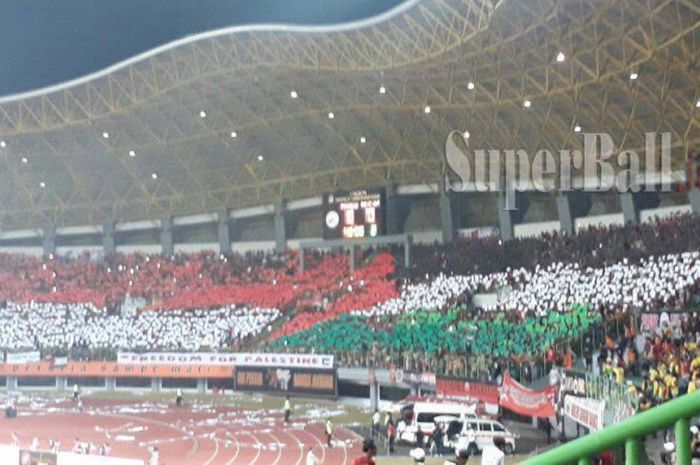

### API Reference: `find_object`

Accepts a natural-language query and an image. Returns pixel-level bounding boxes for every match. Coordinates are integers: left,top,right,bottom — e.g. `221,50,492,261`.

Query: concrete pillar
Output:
386,186,401,235
6,377,18,391
102,220,116,255
42,225,56,256
274,201,287,252
369,382,379,411
497,193,515,241
439,188,454,244
160,216,174,256
197,379,207,394
690,188,700,215
217,209,232,254
151,378,162,393
299,248,305,273
56,377,67,391
620,192,639,225
404,235,413,269
105,377,116,392
556,194,574,235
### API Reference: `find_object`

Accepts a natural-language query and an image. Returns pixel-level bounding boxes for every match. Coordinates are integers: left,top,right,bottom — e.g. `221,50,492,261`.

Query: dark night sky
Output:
0,0,405,96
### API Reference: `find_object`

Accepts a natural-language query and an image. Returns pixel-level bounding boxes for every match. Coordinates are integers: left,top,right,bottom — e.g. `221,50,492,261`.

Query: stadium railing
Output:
519,391,700,465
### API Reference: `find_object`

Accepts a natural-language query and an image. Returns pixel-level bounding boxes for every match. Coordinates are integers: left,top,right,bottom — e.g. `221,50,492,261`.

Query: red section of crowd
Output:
270,252,398,338
0,250,398,318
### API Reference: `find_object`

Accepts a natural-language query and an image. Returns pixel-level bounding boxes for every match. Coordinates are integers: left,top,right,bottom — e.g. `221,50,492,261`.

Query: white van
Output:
453,418,517,455
399,402,476,445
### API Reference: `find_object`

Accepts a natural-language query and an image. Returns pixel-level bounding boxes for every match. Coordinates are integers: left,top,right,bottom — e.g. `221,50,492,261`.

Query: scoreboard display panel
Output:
323,189,386,240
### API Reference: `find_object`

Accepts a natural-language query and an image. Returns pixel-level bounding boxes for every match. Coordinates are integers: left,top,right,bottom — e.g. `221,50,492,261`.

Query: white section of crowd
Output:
0,303,279,352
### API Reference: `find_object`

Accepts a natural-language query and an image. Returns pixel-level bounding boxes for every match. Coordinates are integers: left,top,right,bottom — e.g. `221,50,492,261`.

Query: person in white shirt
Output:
325,419,334,448
371,409,381,437
481,437,505,465
305,446,318,465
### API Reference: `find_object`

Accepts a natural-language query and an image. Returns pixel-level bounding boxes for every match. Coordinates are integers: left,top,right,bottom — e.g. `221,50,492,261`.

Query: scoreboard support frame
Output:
298,234,412,272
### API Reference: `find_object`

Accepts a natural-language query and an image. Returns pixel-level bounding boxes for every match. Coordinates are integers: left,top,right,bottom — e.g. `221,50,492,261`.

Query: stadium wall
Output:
0,189,695,257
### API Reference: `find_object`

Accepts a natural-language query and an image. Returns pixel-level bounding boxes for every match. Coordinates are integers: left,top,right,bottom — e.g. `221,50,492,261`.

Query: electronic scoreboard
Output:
323,189,386,240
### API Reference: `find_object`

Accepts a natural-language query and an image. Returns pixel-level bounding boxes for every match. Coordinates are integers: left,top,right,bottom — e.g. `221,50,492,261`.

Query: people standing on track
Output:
386,420,396,454
149,445,160,465
176,388,183,407
480,437,506,465
73,384,80,402
284,396,292,423
325,418,334,447
371,409,381,437
305,446,319,465
351,438,377,465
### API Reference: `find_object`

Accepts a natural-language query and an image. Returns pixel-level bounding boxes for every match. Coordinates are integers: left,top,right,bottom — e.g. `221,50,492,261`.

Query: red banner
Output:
436,377,500,404
498,372,558,418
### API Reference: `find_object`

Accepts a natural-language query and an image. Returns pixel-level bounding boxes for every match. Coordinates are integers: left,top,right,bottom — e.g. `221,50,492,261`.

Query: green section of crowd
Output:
271,305,600,357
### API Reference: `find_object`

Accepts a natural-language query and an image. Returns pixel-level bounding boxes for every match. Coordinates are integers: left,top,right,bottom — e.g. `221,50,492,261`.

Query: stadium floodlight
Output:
424,106,431,114
199,110,207,118
102,131,110,139
523,100,532,108
379,85,386,94
360,136,367,144
629,72,638,81
328,112,335,119
230,131,238,138
257,154,264,161
151,173,158,179
556,52,566,62
0,140,6,148
290,90,298,99
129,150,136,158
39,181,46,188
21,157,28,164
574,125,582,133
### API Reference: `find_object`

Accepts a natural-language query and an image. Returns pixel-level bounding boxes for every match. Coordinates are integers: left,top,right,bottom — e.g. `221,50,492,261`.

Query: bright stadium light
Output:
629,72,638,81
328,112,335,119
230,131,238,138
257,154,264,161
102,131,110,139
556,52,566,62
360,136,367,144
0,140,6,148
290,90,298,99
463,130,470,139
21,157,28,164
467,81,475,90
523,100,532,108
129,150,136,158
39,181,46,188
379,85,386,94
199,110,207,118
424,106,431,114
151,173,158,180
574,125,582,133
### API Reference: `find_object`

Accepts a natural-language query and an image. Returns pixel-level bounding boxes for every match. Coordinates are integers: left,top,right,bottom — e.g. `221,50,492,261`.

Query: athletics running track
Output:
0,396,363,465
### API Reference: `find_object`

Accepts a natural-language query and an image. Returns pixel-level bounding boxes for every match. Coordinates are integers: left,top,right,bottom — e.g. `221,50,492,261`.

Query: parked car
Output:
453,418,517,455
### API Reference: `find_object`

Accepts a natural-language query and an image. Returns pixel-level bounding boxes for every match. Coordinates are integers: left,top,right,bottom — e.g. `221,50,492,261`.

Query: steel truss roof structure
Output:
0,0,699,230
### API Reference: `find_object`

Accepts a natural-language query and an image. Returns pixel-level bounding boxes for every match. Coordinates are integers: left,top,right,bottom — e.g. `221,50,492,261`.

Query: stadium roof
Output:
0,0,698,230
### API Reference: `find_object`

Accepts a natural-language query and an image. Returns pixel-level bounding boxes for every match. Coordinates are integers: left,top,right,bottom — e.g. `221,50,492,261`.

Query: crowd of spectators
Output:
0,302,280,356
0,214,697,375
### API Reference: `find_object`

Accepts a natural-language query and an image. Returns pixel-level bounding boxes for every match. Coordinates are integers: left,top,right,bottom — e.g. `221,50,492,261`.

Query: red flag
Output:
498,372,558,418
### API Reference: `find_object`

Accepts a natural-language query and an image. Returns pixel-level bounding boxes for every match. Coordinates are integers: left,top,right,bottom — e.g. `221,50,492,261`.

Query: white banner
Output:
5,351,41,364
117,352,335,369
564,395,605,431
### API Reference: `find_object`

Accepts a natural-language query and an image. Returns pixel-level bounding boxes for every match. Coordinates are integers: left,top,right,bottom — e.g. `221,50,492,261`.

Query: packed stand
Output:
0,302,280,358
